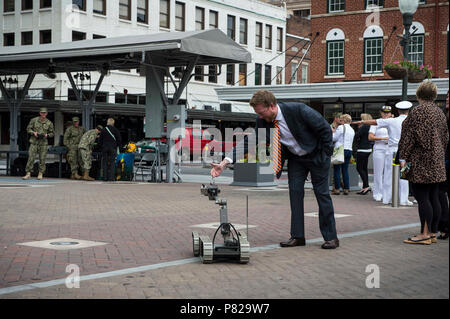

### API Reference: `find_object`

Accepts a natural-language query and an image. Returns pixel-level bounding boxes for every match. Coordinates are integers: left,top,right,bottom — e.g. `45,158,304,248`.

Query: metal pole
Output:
401,13,412,101
392,161,400,208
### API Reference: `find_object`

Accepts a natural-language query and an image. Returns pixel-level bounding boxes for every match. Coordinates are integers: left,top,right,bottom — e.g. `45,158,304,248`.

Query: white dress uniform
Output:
376,113,410,205
369,125,388,201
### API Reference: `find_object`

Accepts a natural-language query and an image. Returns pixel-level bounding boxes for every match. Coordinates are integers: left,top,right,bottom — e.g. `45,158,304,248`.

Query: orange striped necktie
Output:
272,120,282,175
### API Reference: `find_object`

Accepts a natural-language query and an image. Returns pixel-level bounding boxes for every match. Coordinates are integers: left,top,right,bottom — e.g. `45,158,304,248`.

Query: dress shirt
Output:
376,115,407,150
369,125,388,151
333,124,355,151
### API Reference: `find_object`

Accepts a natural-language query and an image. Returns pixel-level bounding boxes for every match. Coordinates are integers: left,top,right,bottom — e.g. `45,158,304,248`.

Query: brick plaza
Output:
0,175,448,299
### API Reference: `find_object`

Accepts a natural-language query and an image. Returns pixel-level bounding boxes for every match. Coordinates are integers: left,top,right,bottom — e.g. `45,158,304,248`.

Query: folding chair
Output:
134,152,156,181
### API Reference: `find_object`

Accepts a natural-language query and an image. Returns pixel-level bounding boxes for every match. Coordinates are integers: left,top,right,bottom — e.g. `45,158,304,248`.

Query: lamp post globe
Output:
398,0,419,101
399,0,419,15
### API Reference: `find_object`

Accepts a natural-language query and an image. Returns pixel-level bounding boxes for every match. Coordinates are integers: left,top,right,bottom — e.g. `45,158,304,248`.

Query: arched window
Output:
406,22,425,66
363,25,384,74
326,28,345,75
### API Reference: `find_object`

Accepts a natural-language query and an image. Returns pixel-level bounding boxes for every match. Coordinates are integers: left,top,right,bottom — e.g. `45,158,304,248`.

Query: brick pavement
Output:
0,176,448,299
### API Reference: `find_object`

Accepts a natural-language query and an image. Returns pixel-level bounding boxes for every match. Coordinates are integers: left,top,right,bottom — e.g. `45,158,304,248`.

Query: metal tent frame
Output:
0,29,251,182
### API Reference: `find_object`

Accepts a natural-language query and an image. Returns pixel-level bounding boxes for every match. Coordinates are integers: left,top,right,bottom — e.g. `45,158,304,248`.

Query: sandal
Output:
403,237,432,245
437,232,449,240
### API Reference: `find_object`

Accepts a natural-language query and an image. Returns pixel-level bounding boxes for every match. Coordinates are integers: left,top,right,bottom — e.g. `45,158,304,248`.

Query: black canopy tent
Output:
0,29,251,182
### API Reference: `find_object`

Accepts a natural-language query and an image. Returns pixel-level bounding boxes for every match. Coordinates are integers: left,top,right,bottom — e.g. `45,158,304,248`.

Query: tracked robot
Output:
192,183,250,264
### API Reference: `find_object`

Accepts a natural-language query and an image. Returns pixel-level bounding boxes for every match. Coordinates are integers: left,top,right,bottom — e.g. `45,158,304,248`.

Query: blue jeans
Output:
333,150,352,190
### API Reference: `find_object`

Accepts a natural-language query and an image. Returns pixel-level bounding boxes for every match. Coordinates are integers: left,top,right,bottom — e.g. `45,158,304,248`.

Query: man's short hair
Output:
106,118,115,126
249,90,277,108
416,81,437,102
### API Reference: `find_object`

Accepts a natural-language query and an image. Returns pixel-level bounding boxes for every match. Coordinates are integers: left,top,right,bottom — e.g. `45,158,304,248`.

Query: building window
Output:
265,65,272,85
328,0,345,13
265,25,272,50
208,65,217,83
291,62,298,83
137,0,148,23
226,64,235,85
239,18,248,45
72,0,86,11
301,64,308,83
277,27,283,52
21,31,32,45
364,38,383,73
209,10,218,29
3,33,14,46
255,22,263,48
239,64,247,86
195,7,205,31
408,34,424,66
327,41,345,75
255,63,262,85
93,34,106,39
293,9,310,19
72,31,86,41
175,2,185,31
160,0,170,28
40,0,52,9
227,15,236,40
4,0,14,12
418,0,426,3
22,0,32,10
40,30,51,44
276,66,283,84
119,0,131,20
194,66,204,82
93,0,106,15
366,0,384,8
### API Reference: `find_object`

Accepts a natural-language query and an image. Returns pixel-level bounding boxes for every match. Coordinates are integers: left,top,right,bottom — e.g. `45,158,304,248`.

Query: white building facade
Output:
0,0,286,114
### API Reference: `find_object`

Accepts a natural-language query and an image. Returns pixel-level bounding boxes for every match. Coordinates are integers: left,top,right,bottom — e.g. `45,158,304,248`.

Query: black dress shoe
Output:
321,238,339,249
280,237,306,247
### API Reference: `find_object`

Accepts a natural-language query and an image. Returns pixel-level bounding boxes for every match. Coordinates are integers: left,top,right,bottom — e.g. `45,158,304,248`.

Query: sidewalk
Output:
0,176,447,299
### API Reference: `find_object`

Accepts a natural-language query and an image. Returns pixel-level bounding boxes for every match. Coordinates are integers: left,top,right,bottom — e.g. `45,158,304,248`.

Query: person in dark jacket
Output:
353,113,374,195
210,90,339,249
98,118,122,181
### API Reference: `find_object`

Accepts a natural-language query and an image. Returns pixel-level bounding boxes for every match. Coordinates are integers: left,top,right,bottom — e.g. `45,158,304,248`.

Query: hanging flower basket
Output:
384,61,432,82
407,70,427,83
385,66,408,79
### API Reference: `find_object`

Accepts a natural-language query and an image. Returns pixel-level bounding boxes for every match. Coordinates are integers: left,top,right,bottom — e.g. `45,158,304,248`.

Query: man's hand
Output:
210,160,228,178
33,132,38,137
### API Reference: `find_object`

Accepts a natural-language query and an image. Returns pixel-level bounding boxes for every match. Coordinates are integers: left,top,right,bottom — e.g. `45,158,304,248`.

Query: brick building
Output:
285,15,311,84
310,0,449,83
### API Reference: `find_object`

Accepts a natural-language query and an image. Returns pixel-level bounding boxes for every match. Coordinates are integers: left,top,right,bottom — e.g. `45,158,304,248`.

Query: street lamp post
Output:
392,0,419,208
398,0,419,101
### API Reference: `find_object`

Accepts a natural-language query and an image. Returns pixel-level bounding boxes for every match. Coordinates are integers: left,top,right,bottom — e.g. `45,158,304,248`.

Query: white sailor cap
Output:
395,101,412,109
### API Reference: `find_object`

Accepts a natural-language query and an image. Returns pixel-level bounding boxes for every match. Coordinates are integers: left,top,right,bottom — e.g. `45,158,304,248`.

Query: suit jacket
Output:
229,102,333,178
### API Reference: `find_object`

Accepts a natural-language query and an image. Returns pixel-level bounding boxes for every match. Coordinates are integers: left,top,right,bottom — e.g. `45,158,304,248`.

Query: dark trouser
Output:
288,153,337,241
102,148,117,181
411,183,441,234
356,152,371,188
438,180,449,234
333,150,352,190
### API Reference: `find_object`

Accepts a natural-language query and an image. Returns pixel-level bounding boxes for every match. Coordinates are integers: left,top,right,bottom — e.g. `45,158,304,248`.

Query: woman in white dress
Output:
368,106,391,202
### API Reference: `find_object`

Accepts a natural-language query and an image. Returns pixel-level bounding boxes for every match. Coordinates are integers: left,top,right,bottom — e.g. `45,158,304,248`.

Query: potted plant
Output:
384,61,432,83
384,61,408,79
230,147,277,187
404,61,432,83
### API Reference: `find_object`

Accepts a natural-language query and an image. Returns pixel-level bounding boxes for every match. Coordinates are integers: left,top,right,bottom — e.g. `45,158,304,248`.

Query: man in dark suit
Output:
98,118,122,181
211,90,339,249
